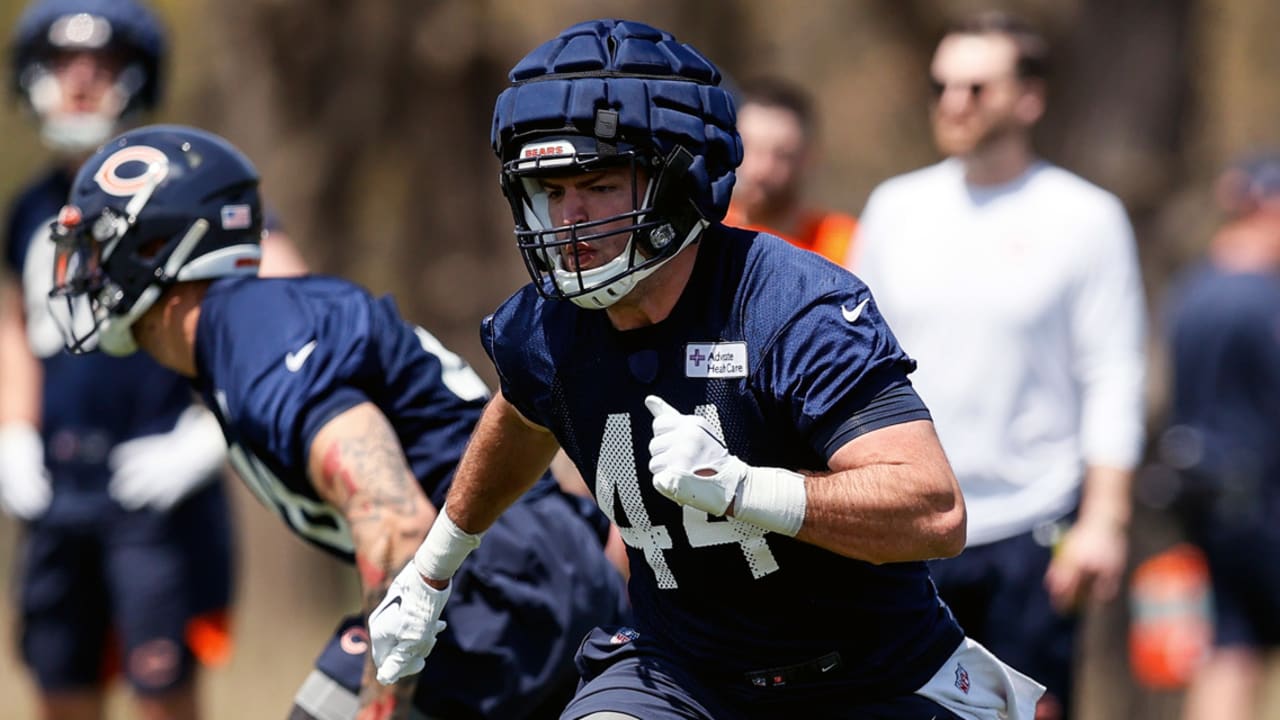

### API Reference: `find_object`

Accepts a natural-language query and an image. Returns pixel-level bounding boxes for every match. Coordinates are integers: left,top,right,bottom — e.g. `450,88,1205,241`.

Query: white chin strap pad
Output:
562,218,708,310
98,317,139,356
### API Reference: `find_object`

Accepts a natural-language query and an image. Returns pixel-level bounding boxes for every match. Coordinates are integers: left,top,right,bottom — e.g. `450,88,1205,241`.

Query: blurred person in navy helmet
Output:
1162,152,1280,720
1,2,283,718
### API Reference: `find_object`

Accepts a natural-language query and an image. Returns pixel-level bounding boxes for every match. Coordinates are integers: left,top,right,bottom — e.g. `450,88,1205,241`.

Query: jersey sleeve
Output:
480,288,554,428
201,282,374,475
755,279,931,461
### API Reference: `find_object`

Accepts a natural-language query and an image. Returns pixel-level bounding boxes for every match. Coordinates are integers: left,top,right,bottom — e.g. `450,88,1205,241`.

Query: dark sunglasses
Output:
928,77,987,100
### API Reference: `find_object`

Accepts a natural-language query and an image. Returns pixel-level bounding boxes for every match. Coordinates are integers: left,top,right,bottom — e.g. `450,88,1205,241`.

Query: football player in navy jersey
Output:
0,3,236,718
369,19,1045,720
44,123,628,719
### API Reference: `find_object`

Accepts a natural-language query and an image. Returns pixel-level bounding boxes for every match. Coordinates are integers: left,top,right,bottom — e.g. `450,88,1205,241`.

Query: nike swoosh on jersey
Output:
285,340,318,372
841,299,869,323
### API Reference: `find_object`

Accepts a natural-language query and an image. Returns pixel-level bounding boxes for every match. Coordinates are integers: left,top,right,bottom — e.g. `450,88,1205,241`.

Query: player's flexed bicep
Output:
308,402,435,716
746,278,966,564
804,419,966,563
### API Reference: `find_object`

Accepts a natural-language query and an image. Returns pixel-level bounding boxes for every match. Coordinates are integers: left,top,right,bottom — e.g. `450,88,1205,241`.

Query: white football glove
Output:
0,422,53,520
107,405,227,512
370,563,451,685
645,395,808,536
646,395,747,516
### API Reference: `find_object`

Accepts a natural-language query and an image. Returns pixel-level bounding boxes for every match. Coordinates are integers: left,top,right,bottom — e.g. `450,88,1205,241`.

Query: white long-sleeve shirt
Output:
852,158,1146,546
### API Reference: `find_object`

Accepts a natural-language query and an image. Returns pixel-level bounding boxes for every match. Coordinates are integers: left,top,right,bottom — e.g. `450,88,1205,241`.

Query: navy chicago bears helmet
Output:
50,124,263,356
492,18,742,309
11,0,166,152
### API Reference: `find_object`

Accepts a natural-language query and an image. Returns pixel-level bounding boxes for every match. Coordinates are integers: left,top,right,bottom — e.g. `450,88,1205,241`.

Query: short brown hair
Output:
948,11,1049,80
736,76,816,136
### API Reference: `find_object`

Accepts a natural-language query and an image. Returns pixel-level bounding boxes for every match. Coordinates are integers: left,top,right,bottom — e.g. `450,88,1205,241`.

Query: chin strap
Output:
562,216,707,310
643,146,703,252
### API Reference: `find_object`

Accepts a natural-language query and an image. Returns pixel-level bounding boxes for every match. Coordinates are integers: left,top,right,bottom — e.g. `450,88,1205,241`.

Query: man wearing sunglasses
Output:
849,12,1147,720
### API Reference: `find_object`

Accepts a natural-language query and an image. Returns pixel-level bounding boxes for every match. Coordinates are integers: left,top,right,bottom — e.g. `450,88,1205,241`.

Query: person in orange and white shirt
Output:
725,76,857,264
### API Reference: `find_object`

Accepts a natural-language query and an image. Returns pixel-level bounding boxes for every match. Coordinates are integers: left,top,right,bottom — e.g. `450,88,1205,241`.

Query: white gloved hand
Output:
0,423,53,520
370,563,452,685
107,405,227,512
646,395,747,516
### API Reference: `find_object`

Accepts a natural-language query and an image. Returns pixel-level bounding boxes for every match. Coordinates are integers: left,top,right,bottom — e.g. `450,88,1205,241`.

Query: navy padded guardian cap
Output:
492,18,741,222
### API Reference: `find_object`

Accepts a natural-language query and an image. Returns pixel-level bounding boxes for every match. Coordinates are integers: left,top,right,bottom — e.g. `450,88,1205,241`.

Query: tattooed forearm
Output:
319,434,419,526
316,416,419,522
308,402,436,575
307,402,436,720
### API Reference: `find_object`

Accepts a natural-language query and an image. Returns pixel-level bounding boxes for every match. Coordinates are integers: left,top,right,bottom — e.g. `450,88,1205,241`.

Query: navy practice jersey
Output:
1167,264,1280,497
4,168,195,498
483,226,965,697
194,274,538,560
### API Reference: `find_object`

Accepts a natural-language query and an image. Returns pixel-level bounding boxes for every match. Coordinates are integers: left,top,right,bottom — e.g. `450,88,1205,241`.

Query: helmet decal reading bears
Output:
492,18,742,309
49,124,263,356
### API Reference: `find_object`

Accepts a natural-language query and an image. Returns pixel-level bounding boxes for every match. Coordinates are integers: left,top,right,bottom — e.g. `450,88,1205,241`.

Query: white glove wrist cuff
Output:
0,421,42,446
733,467,807,536
0,422,44,467
413,504,484,581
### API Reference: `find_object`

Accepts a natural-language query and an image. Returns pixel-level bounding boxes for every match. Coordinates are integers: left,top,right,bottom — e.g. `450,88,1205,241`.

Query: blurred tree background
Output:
1,0,1278,717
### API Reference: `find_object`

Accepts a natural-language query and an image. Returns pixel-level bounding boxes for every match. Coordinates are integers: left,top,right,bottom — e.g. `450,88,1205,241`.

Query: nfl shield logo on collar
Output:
609,628,639,645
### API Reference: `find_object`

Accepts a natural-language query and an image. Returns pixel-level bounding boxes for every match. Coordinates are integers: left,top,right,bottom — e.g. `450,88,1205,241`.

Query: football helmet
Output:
492,19,741,309
11,0,166,153
49,124,263,356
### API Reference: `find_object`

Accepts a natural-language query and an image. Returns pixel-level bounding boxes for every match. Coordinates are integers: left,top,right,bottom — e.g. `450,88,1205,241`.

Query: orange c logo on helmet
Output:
339,625,369,655
93,145,170,198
